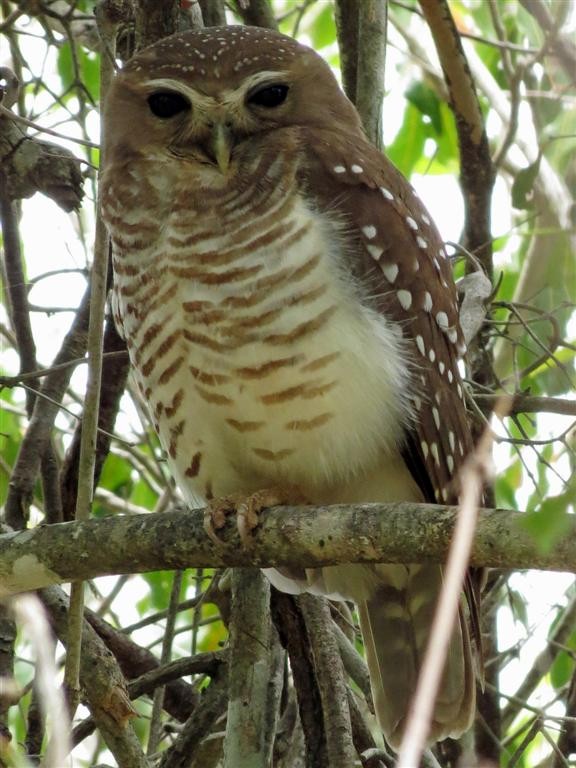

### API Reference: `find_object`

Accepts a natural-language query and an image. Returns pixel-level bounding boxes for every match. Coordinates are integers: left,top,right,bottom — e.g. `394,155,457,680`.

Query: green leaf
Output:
308,5,336,50
406,82,443,135
56,42,100,103
512,153,542,210
139,570,174,612
520,486,575,552
387,103,426,177
508,587,529,629
0,391,23,505
549,649,574,689
57,43,75,93
496,459,522,510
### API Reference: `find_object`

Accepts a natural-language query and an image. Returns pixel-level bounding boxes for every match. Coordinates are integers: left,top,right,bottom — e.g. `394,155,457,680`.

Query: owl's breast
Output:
106,166,414,503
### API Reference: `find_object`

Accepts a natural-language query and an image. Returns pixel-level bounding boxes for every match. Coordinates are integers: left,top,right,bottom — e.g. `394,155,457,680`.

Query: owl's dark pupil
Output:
248,84,289,108
148,91,190,118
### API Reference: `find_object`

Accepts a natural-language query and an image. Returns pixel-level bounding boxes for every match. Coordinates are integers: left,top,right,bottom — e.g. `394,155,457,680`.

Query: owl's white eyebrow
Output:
240,71,290,92
143,71,289,101
142,73,291,113
143,79,204,100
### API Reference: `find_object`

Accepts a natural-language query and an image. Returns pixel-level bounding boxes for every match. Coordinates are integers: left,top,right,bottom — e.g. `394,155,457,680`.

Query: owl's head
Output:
104,25,362,174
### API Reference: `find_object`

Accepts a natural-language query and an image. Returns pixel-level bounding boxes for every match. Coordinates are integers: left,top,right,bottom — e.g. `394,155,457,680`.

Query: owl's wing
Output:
301,126,474,507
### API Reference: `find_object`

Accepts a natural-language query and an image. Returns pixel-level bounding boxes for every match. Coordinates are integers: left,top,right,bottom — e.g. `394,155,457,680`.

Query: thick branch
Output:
0,503,574,595
224,569,282,768
40,586,147,767
418,0,495,273
0,106,84,212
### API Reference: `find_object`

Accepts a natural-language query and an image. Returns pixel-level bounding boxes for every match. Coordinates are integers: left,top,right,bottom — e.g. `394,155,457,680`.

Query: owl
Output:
102,25,476,749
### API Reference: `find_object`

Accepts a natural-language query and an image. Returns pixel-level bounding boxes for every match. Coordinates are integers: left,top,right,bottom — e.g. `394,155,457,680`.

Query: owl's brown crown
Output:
123,25,317,87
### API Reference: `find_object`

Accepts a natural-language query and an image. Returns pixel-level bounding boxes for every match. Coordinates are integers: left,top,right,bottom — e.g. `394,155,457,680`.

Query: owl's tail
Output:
358,563,475,750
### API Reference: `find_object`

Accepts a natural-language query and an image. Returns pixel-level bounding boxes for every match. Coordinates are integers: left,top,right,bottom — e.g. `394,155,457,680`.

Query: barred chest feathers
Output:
103,152,415,507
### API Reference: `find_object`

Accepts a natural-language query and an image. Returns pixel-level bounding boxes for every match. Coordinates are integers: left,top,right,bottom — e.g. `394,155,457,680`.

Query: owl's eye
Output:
147,91,190,119
248,84,289,108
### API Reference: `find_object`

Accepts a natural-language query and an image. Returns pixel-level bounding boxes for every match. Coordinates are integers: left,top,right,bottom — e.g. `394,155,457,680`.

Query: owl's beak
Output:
210,122,232,175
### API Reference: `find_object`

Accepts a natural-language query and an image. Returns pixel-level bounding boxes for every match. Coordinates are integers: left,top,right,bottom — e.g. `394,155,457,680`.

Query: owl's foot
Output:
203,486,307,547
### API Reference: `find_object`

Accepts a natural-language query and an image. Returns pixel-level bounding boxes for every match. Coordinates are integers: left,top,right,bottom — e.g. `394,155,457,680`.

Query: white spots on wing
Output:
436,311,449,330
448,431,456,453
428,348,436,363
351,164,363,174
432,407,440,429
362,225,377,240
380,186,394,201
441,487,449,502
447,369,454,383
459,440,465,456
439,361,445,375
397,290,412,310
447,328,458,344
430,443,440,465
433,258,441,272
334,165,346,174
447,454,455,474
382,263,398,283
406,216,418,230
438,247,446,259
416,236,428,250
414,396,422,411
458,342,468,357
423,292,433,312
366,244,383,261
421,441,429,459
457,383,463,400
415,335,426,357
421,214,431,225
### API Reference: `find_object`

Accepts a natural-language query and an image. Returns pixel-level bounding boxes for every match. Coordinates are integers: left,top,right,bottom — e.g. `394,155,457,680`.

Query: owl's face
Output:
104,25,362,177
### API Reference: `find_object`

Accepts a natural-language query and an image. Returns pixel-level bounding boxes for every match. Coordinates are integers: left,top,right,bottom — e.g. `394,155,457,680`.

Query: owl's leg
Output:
203,486,307,547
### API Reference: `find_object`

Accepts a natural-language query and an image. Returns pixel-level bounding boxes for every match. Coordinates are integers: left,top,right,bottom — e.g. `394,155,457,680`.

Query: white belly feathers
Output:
111,183,413,505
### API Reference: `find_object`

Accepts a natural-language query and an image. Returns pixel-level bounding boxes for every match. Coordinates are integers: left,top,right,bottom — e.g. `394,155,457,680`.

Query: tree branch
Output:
224,569,282,768
299,594,356,767
3,285,92,528
40,586,147,767
0,93,84,212
1,503,574,595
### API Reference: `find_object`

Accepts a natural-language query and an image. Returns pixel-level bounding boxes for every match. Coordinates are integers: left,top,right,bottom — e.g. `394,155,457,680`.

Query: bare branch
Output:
224,569,283,767
1,502,574,595
232,0,278,30
299,594,356,767
4,285,91,528
473,393,576,417
40,586,147,767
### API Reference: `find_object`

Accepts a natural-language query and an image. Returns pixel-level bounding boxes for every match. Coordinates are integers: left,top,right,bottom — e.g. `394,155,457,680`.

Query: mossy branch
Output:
0,503,574,595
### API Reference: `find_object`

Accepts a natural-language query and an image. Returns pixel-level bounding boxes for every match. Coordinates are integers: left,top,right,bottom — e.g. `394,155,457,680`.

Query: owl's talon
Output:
203,497,236,546
203,487,306,547
237,501,261,548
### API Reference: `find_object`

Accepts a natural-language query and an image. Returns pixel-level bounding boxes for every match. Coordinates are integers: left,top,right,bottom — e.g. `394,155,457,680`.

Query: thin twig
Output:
147,570,184,755
0,104,99,148
397,406,501,766
10,594,71,767
63,5,116,714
